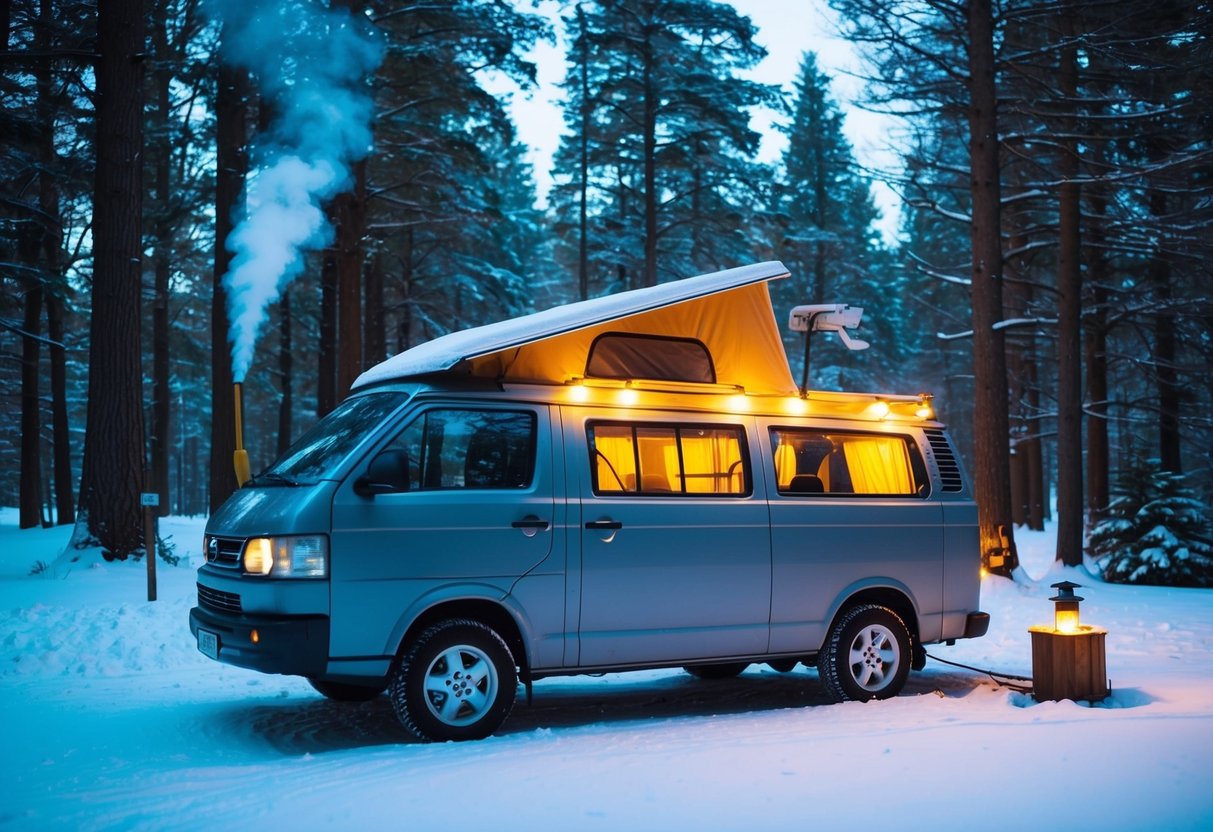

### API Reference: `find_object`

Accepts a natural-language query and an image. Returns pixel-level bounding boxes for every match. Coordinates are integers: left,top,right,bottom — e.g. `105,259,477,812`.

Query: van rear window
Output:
770,428,926,497
589,422,749,496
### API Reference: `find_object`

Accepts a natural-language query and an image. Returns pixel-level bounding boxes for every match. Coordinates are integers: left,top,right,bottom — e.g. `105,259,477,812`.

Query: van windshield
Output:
260,392,410,483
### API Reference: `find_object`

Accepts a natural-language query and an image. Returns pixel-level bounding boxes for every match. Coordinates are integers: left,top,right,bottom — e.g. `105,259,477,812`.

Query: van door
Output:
563,407,771,667
762,421,945,653
329,402,560,667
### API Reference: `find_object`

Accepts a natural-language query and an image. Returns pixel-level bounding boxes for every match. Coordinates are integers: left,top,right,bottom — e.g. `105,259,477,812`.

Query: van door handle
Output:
511,517,550,538
511,518,551,530
584,520,623,530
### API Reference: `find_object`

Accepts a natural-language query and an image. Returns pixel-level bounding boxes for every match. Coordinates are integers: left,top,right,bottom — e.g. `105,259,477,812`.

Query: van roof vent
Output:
924,429,964,492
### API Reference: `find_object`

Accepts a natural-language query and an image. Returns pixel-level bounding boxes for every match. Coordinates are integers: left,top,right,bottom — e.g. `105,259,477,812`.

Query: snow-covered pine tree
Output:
1089,454,1213,587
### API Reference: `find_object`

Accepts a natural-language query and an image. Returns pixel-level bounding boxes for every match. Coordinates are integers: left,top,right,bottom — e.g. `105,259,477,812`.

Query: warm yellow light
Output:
1054,606,1080,634
867,401,891,420
727,394,749,411
618,387,639,406
250,628,260,644
784,397,809,416
243,537,273,575
916,405,934,419
568,383,590,403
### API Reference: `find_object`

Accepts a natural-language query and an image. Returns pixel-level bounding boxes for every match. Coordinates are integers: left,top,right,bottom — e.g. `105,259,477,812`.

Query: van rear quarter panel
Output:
760,420,946,652
941,500,981,638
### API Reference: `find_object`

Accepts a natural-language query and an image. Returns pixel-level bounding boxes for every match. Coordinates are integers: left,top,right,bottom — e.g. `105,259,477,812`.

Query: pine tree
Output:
771,52,889,391
367,0,547,345
550,0,775,293
1090,455,1213,587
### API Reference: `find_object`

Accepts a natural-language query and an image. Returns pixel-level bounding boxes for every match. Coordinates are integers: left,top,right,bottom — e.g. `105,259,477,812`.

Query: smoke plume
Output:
209,0,383,382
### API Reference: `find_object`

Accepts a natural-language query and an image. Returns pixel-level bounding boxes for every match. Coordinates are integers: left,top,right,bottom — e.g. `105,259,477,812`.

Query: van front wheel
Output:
817,604,911,703
389,619,517,742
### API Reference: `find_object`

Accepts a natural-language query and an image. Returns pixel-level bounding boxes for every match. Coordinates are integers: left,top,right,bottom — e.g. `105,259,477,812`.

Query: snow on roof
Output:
353,261,796,394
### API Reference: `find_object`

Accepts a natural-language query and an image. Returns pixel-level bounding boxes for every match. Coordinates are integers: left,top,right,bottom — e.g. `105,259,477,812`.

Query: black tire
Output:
683,662,750,680
308,678,385,702
389,619,517,742
817,604,912,703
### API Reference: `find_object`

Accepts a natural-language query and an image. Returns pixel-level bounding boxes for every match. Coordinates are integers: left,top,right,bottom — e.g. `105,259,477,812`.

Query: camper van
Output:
190,261,988,742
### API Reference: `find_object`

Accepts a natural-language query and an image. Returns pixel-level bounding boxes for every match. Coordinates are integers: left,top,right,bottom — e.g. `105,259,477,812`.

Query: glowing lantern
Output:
1049,580,1083,634
1028,580,1109,702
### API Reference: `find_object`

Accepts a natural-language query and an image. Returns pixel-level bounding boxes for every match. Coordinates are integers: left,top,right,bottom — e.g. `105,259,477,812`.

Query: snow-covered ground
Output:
1,509,1211,831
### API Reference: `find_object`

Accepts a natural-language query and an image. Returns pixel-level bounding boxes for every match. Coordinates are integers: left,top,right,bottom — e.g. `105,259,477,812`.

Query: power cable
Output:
925,651,1034,693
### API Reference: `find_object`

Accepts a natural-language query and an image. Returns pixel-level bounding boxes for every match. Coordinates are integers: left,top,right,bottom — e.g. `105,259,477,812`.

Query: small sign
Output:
140,493,160,507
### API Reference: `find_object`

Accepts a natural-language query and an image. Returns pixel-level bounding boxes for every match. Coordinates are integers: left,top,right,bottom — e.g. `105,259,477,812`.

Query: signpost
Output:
141,489,159,602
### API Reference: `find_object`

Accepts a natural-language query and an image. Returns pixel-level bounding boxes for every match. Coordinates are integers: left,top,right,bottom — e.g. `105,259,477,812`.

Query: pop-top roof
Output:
352,261,797,395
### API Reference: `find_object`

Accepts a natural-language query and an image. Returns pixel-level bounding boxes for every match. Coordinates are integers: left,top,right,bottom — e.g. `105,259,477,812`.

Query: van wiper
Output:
248,472,302,487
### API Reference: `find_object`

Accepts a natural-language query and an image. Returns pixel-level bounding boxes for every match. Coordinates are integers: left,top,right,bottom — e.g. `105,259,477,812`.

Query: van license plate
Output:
197,629,219,660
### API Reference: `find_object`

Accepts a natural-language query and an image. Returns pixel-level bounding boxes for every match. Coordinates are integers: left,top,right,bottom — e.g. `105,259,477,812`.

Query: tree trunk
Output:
333,160,366,397
965,0,1018,576
1055,10,1083,567
577,3,590,301
1085,191,1110,524
364,250,385,367
150,0,172,516
277,287,293,456
1150,188,1181,473
318,250,338,417
38,0,72,525
397,227,414,353
19,282,44,530
641,17,658,288
46,292,73,525
209,52,247,513
75,0,146,557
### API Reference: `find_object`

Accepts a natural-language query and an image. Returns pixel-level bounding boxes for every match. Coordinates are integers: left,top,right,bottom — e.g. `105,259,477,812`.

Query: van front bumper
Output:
190,604,329,677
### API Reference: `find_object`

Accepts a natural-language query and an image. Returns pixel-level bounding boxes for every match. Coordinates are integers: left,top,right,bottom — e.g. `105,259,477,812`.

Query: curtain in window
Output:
594,428,636,492
682,430,742,494
773,441,796,489
842,438,914,494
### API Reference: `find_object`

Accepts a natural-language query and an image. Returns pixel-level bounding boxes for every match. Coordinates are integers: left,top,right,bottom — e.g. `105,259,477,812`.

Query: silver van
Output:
190,262,988,741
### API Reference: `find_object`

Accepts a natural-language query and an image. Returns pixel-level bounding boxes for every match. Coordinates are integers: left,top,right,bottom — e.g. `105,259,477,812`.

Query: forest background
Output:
1,0,1210,581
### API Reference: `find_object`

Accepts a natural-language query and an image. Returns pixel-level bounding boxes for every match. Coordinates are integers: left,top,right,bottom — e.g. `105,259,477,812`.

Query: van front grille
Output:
205,535,245,569
924,429,964,492
198,584,243,613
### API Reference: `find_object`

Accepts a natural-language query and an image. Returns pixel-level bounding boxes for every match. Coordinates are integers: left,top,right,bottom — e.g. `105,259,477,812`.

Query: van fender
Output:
821,577,923,651
383,581,536,671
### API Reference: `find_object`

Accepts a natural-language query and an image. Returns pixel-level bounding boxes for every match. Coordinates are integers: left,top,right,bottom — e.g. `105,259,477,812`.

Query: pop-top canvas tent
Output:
353,261,798,396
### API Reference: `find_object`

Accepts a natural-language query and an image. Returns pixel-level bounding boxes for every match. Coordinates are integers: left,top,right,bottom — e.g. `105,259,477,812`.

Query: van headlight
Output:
242,535,328,578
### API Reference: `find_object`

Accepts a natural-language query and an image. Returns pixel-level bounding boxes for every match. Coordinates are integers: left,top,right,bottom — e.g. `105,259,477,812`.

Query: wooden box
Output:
1029,626,1109,702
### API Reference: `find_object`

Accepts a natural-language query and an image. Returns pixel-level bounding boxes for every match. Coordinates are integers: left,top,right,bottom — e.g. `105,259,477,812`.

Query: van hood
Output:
205,481,337,539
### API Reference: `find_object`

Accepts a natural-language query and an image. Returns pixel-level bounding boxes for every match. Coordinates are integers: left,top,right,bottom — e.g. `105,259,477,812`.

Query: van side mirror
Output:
354,449,411,498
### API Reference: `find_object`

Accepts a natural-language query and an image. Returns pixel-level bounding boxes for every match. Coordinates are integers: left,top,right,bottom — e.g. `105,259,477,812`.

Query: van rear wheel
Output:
817,604,911,703
389,619,517,742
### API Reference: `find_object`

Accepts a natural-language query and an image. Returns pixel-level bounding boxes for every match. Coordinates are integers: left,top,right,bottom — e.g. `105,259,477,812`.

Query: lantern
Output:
1028,580,1109,702
1049,580,1083,634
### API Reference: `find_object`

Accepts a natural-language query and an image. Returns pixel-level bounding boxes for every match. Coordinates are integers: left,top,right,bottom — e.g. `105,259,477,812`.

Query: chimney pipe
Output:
233,382,251,487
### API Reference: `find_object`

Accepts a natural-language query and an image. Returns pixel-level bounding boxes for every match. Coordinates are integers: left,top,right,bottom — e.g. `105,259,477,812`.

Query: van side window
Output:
387,409,536,490
770,428,926,496
589,423,749,496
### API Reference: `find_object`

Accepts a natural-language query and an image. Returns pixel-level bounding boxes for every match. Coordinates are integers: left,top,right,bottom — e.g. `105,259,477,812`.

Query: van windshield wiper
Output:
248,472,302,487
